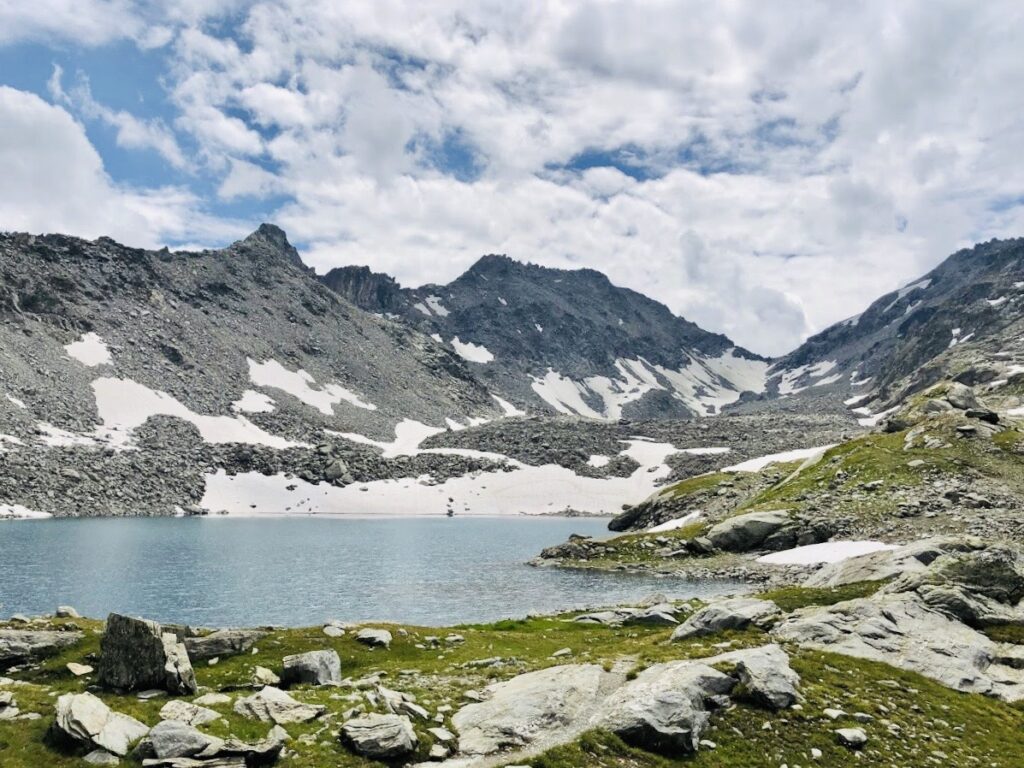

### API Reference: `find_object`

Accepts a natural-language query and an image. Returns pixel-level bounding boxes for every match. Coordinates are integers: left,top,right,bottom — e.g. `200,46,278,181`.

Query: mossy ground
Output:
5,607,1024,768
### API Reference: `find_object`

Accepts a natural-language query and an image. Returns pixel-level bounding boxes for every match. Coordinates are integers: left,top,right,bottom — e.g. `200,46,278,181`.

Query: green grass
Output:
757,580,886,612
7,609,1024,768
521,650,1024,768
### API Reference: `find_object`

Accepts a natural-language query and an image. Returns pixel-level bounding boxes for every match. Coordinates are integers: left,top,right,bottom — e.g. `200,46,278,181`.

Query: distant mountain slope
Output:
321,255,769,419
767,238,1024,416
0,224,502,449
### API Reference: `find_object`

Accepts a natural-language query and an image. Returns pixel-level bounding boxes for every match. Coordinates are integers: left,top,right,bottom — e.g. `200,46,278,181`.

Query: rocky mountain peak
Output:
229,224,304,268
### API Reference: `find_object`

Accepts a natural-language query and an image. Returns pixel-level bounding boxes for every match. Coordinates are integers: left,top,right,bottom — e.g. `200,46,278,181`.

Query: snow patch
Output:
773,360,837,396
65,332,112,367
723,445,836,473
91,378,305,449
647,510,702,533
231,390,276,414
248,358,377,413
757,540,899,565
987,297,1008,308
498,297,507,306
0,434,25,451
425,295,450,317
413,302,431,316
5,394,27,409
450,337,494,364
534,323,543,332
0,504,51,520
492,394,525,417
587,454,610,468
36,423,99,448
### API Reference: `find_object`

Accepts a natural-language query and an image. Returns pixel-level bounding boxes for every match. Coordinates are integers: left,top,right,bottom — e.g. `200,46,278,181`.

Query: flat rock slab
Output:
341,713,418,760
233,686,325,724
0,629,83,666
671,597,780,641
183,629,265,662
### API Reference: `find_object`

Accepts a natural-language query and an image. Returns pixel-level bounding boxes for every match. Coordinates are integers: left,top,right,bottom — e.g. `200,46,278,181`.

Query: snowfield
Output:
201,434,700,518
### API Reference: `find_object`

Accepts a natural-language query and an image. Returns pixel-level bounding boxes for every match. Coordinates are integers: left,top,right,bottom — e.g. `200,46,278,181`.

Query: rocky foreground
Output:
4,536,1024,767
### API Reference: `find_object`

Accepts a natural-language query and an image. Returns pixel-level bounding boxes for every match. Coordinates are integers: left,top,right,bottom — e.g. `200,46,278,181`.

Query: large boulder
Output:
355,628,393,649
340,713,418,760
184,629,265,662
946,382,980,410
97,614,197,695
52,692,149,757
671,598,780,641
452,664,608,755
709,644,800,709
772,593,1024,701
593,661,735,754
891,545,1024,605
0,629,83,667
233,686,325,724
281,649,341,687
705,511,791,552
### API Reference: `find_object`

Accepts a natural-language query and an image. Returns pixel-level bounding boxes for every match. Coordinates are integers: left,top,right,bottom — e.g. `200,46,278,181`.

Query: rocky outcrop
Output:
97,614,197,695
772,593,1024,700
710,644,801,710
340,713,418,760
51,692,149,757
281,650,341,687
0,628,83,667
671,598,780,640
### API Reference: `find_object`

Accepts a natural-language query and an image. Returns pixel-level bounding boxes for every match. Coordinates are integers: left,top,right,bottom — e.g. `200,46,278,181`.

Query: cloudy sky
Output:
1,1,1022,355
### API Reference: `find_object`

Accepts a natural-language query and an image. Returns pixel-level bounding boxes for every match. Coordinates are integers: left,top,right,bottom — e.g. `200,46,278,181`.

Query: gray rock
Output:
52,692,150,757
83,750,120,765
341,713,418,760
835,727,868,748
56,606,81,618
281,649,341,687
233,686,325,724
159,699,221,727
594,661,735,754
148,719,223,759
97,614,197,695
946,382,980,410
183,629,265,662
671,598,780,641
452,664,608,755
804,537,984,588
355,628,393,649
0,628,83,666
709,644,800,709
705,510,791,552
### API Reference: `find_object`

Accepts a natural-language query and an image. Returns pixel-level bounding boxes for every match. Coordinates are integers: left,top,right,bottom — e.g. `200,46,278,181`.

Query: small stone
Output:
67,662,94,677
356,629,393,649
835,727,868,749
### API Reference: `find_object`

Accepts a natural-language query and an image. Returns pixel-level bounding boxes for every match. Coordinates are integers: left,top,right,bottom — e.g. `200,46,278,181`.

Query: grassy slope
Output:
4,602,1024,768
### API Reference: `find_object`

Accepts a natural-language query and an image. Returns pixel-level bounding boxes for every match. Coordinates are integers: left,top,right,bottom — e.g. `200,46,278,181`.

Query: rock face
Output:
97,614,197,695
281,649,342,687
671,598,781,641
340,713,418,760
233,686,325,724
0,628,83,667
183,629,265,662
52,692,149,757
321,253,766,420
804,537,985,588
772,593,1024,700
594,661,735,755
705,511,792,552
452,664,608,755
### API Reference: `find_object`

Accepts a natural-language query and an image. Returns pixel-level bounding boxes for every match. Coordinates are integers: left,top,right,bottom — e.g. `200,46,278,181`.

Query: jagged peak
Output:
229,223,304,268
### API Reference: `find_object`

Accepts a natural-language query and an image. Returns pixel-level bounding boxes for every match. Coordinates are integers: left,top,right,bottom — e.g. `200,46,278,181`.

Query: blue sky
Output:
1,1,1023,356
